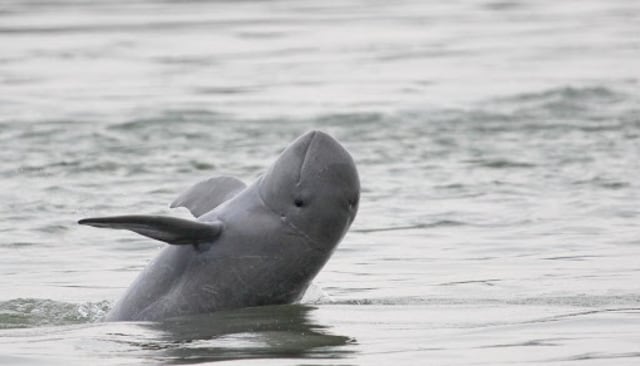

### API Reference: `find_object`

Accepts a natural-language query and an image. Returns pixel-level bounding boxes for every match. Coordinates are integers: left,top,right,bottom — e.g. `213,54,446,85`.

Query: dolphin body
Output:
79,131,360,321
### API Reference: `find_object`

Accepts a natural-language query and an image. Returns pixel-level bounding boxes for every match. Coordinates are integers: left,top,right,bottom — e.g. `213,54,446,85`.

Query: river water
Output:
1,0,639,364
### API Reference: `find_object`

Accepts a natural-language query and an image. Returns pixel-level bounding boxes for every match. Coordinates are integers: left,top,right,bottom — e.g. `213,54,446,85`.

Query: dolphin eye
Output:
294,198,304,207
348,197,359,209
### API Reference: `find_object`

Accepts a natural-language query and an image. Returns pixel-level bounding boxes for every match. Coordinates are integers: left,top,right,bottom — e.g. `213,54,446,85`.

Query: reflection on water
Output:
0,304,355,365
142,305,354,364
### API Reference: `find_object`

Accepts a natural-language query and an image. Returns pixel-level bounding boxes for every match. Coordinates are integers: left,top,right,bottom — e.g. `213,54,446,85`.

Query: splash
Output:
0,298,111,329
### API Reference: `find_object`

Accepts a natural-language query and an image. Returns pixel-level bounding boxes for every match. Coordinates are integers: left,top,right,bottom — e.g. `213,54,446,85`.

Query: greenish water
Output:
1,0,640,364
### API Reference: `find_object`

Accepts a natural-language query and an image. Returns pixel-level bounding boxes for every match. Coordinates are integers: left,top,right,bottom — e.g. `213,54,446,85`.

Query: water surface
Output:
1,0,640,364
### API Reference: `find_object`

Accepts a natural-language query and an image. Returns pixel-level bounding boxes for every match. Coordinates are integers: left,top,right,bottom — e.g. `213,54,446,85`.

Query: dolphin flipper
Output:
78,215,223,246
171,176,247,217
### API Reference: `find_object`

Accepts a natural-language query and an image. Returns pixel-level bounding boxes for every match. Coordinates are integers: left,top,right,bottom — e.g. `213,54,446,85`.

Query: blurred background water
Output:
1,0,639,364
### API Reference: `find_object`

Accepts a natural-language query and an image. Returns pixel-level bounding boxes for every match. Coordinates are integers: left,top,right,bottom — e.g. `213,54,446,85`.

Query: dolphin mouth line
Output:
255,177,323,251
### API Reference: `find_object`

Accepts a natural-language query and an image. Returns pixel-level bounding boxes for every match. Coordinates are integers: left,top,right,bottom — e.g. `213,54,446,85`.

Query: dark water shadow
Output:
133,304,355,364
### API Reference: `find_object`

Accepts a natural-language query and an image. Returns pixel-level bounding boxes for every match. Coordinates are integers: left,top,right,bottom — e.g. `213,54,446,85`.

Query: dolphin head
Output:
258,130,360,249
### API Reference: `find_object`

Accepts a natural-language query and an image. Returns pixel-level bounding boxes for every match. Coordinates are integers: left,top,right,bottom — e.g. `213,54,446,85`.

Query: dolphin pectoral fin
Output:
170,176,247,217
78,215,223,246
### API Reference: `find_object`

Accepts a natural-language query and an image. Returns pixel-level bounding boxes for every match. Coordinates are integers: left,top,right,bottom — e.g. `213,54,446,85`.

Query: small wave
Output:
558,352,640,362
498,85,631,123
509,86,624,104
312,112,387,126
109,110,226,131
0,298,111,329
323,294,640,308
463,158,536,169
352,220,465,233
571,176,630,190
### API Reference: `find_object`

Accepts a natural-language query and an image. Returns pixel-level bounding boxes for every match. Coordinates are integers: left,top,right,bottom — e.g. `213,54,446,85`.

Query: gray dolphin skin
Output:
79,131,360,321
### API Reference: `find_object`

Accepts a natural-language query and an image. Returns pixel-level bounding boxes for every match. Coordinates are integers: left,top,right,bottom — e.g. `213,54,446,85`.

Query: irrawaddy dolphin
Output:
79,131,360,321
